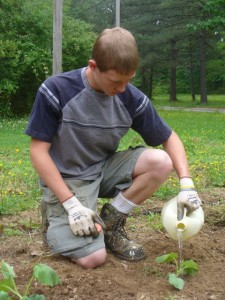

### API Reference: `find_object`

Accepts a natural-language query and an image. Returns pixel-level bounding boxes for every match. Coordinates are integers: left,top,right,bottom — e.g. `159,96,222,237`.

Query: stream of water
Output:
177,229,183,267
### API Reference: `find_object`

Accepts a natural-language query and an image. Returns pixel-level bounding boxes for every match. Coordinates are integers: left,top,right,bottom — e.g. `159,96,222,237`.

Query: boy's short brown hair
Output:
92,27,139,75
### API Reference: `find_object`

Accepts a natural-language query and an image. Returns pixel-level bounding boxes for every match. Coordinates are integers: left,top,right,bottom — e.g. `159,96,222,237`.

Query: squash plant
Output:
0,261,61,299
155,253,199,290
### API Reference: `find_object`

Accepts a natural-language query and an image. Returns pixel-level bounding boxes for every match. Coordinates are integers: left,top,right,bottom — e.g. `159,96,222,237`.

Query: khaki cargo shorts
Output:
41,146,146,259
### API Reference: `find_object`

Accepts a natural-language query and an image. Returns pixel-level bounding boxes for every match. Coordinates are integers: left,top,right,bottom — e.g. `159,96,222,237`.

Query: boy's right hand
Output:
62,196,104,238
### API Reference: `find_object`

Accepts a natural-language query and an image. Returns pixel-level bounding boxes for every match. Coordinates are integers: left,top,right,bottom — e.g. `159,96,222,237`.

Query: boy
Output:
26,27,201,268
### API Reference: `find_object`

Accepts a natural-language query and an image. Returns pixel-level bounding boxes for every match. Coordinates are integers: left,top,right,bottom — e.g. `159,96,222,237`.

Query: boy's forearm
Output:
163,131,191,179
30,141,73,202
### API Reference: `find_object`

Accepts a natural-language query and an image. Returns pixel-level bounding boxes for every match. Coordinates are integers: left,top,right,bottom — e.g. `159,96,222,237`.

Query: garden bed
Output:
1,188,225,300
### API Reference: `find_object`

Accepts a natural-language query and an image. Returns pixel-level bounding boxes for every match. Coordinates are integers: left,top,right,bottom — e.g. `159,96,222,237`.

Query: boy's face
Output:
87,60,136,96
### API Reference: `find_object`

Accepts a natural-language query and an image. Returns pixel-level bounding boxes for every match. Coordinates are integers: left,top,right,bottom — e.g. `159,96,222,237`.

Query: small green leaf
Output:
26,294,45,300
0,278,14,292
33,264,61,287
1,261,15,279
181,260,199,276
0,291,12,300
155,253,178,264
168,273,185,290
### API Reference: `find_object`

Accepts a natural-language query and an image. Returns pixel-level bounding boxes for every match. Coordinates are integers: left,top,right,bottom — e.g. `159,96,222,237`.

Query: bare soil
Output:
1,188,225,300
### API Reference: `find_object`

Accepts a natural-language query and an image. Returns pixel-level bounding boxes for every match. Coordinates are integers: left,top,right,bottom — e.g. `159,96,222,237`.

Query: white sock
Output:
111,192,137,214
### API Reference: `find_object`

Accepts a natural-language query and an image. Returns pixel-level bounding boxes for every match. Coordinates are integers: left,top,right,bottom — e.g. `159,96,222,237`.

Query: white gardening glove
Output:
62,196,105,238
177,177,202,221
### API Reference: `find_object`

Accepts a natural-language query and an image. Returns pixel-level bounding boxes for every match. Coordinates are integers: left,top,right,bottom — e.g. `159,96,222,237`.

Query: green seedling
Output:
155,253,199,290
0,261,61,299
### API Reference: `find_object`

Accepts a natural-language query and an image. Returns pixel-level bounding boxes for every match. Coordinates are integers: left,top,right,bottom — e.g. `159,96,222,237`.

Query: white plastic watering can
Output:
161,197,204,241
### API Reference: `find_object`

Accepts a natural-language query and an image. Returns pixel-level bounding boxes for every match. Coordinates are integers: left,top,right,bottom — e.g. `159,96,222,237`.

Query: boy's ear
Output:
88,59,97,70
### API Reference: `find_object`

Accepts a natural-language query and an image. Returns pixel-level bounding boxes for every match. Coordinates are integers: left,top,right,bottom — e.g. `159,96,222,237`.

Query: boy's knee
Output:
71,248,107,269
143,149,173,172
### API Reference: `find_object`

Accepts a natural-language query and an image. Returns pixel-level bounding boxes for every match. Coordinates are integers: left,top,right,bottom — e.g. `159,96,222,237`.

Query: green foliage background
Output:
0,0,96,116
0,0,224,115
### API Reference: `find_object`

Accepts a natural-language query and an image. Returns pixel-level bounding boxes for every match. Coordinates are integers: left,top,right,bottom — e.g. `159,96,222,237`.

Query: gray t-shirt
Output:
26,67,172,180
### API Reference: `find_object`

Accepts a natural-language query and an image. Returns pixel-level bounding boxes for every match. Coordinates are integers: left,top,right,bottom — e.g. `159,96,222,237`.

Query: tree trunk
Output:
189,39,196,101
199,29,208,105
169,39,177,101
149,67,153,99
141,67,153,98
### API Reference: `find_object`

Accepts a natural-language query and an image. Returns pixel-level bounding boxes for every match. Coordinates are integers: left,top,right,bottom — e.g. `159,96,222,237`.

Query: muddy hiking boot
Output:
100,203,145,261
41,200,49,244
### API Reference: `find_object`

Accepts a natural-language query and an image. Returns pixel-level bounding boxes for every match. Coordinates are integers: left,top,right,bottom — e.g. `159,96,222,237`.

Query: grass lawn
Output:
0,101,225,214
0,117,40,213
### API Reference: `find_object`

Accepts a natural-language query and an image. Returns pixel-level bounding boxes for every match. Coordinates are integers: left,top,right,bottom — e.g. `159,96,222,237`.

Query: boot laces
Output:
109,215,130,243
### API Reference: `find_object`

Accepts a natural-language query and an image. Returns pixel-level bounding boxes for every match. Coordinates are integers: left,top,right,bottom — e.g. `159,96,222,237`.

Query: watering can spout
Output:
176,221,186,231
